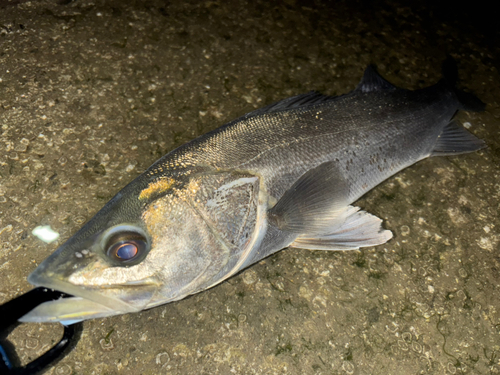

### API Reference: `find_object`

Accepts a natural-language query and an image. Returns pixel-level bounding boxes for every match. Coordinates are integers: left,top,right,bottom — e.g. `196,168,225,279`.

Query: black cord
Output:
0,288,83,375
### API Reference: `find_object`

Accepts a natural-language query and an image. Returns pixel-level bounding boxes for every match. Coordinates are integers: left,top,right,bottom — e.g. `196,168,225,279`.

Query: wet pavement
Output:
1,0,499,374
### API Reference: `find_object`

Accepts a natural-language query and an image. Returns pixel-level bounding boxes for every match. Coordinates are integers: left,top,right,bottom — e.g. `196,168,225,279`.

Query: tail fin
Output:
441,56,486,112
441,56,459,86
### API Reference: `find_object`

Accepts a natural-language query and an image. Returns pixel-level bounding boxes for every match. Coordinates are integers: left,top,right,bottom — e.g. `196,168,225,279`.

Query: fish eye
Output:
105,230,148,265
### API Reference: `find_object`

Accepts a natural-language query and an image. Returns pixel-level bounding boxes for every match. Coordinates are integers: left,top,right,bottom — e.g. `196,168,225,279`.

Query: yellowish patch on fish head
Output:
139,177,175,200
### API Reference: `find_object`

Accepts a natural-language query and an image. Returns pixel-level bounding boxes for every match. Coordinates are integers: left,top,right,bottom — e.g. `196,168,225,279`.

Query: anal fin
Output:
289,206,392,251
431,121,486,156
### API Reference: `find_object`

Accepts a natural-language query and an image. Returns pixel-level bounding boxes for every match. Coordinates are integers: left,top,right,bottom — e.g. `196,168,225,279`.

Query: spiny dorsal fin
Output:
245,91,338,117
355,65,397,93
245,65,397,118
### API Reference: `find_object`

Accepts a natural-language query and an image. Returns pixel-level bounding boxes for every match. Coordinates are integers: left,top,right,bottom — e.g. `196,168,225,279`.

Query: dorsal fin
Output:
244,65,396,118
245,91,338,117
355,65,397,93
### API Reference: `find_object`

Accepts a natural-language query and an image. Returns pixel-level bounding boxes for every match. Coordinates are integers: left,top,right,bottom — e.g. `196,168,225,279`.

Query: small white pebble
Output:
463,122,472,129
75,252,83,258
32,226,59,243
428,285,435,293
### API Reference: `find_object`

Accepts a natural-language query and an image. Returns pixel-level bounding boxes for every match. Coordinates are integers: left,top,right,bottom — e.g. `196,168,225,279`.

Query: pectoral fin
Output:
289,206,392,250
268,161,349,234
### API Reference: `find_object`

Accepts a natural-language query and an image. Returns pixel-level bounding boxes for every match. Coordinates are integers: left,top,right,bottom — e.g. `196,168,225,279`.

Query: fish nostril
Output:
74,249,92,259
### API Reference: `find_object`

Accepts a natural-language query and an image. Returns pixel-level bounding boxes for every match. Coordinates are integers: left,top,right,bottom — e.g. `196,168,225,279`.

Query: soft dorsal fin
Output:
245,91,337,117
355,65,397,93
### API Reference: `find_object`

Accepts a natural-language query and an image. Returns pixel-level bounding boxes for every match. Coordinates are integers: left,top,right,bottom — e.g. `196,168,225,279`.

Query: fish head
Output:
21,171,261,324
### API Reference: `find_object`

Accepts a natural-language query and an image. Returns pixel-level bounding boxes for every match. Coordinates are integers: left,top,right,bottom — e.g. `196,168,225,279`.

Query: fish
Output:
19,58,485,324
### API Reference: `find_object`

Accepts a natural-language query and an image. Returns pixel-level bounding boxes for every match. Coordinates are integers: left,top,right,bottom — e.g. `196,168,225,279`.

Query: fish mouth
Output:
19,269,158,325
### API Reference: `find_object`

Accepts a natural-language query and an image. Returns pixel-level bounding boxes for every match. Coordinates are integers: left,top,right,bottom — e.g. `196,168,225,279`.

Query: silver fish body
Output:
21,62,485,324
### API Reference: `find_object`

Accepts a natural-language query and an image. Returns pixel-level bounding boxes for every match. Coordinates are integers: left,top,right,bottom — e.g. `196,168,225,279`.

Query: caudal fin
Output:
441,56,486,112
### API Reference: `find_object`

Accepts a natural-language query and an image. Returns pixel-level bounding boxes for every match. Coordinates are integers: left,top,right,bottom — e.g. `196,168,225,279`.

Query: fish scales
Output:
148,86,456,204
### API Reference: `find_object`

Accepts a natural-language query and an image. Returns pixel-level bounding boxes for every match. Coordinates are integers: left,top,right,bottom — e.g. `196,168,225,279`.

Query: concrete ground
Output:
0,0,499,374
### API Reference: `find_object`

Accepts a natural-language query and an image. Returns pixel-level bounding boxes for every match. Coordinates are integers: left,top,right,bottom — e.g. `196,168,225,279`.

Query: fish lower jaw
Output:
27,270,138,313
18,275,142,323
19,296,127,325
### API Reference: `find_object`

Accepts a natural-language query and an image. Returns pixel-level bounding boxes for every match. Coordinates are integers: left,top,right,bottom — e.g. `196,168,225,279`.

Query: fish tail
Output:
441,55,460,86
441,56,486,112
